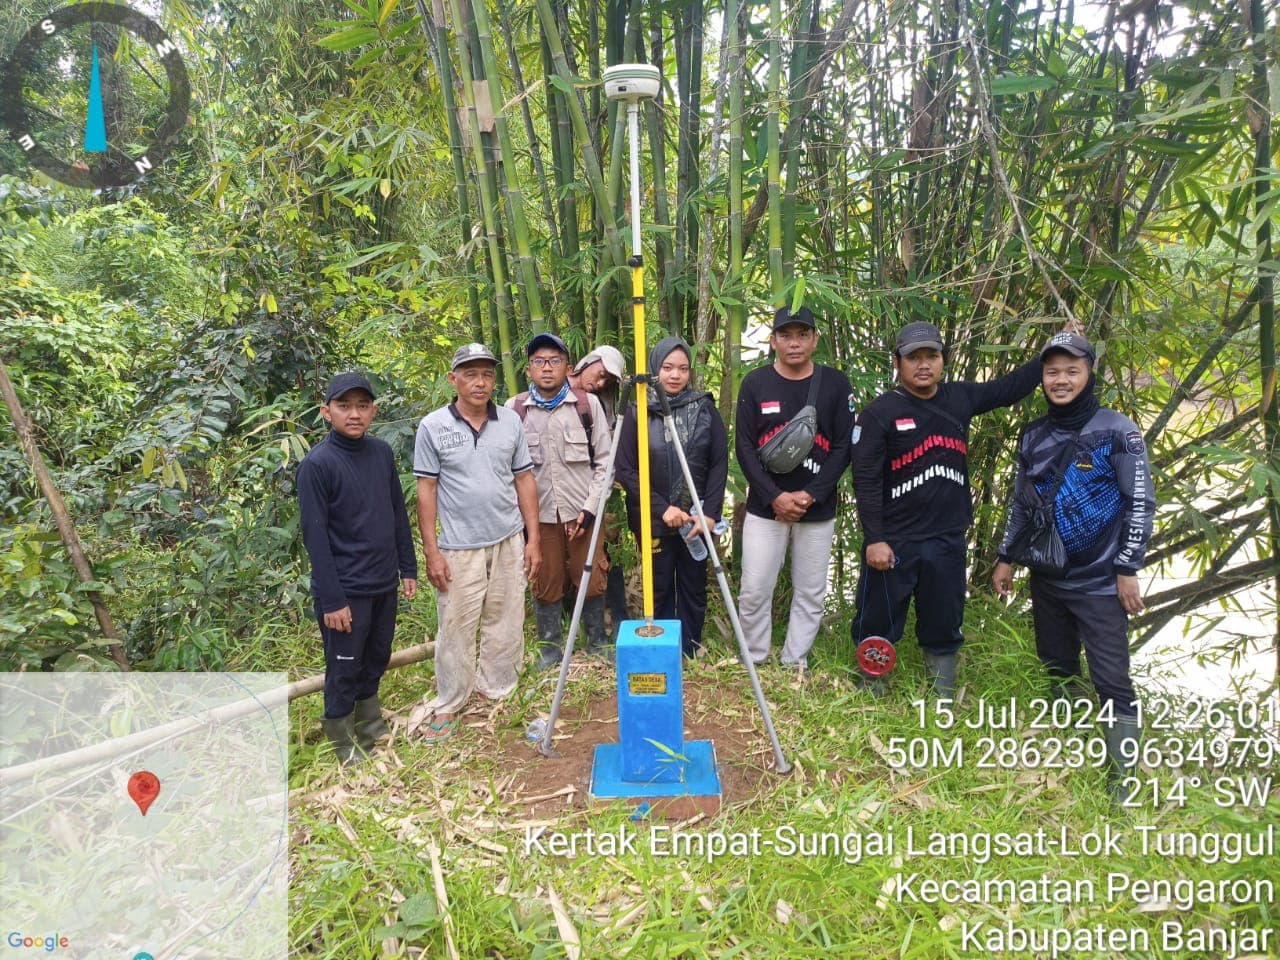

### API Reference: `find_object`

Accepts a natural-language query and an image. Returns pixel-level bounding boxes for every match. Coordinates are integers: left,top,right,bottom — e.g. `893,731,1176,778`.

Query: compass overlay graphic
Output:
1,3,191,189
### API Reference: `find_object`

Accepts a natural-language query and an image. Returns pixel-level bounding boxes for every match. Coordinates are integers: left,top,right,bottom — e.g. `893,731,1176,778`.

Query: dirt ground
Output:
436,658,786,819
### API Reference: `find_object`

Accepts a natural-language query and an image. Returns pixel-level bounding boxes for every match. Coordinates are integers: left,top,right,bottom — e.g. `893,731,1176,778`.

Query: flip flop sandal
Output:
421,717,456,743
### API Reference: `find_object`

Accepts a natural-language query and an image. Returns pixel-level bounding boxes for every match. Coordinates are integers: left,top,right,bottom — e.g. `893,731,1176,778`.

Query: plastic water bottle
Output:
525,717,549,742
680,507,727,561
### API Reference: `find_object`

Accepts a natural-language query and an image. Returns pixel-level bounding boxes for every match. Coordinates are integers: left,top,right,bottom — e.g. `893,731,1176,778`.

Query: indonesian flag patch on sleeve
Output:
761,401,781,415
895,418,916,431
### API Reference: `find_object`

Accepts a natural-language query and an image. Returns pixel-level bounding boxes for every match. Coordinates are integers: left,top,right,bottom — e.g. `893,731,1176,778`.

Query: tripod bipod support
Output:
538,373,792,777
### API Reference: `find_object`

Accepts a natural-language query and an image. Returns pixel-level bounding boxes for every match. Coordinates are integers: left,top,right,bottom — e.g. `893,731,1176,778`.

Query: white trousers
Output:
737,513,835,665
431,532,527,714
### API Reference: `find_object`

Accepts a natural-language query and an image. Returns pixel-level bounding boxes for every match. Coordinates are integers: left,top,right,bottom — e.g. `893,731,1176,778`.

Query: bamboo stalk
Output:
0,641,436,785
471,0,547,332
533,0,626,270
445,0,520,392
417,0,483,341
499,5,562,267
0,357,128,670
765,0,783,297
644,2,673,334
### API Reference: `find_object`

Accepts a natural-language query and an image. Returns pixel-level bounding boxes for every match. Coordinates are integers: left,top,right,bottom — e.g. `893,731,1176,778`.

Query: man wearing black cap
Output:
735,305,855,669
508,333,613,666
993,332,1154,797
414,343,541,742
849,321,1042,697
297,372,418,765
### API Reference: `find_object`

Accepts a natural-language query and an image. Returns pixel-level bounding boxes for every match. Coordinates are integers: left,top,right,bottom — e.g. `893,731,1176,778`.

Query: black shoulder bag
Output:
757,368,823,473
1005,430,1081,577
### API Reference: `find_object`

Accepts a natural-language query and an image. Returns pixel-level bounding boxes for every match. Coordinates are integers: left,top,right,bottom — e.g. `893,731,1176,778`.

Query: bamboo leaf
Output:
989,74,1058,96
377,0,400,26
315,26,380,52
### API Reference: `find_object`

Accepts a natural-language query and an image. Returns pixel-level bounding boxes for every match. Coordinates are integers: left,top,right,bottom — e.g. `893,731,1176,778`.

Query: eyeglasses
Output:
529,356,565,368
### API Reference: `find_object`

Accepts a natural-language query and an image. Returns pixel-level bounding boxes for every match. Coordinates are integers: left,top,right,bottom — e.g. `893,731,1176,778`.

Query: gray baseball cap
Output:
450,342,498,370
895,321,946,356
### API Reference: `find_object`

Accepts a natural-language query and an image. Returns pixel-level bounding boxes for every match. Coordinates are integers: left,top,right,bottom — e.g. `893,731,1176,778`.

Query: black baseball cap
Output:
527,332,570,357
1040,331,1096,364
895,321,946,356
324,372,376,402
772,305,817,332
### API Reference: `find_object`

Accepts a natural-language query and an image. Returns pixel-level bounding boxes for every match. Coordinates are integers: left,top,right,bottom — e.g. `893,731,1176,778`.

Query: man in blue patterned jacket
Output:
993,332,1155,798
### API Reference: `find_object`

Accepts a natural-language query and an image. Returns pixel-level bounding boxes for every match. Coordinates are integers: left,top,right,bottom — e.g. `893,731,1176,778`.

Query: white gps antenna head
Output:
603,64,661,103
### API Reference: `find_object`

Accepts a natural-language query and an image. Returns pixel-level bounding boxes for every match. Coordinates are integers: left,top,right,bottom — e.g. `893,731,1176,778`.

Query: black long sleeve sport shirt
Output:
850,361,1040,544
297,429,417,613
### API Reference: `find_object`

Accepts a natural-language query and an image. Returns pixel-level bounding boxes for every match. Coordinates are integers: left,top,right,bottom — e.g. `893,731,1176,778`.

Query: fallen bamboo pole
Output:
0,640,435,785
0,355,129,669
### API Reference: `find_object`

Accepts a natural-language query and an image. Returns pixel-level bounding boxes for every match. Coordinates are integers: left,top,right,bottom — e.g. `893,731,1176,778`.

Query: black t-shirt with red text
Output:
734,363,855,522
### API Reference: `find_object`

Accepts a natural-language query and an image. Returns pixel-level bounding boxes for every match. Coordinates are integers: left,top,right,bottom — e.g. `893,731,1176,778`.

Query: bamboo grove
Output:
315,0,1277,655
0,0,1275,666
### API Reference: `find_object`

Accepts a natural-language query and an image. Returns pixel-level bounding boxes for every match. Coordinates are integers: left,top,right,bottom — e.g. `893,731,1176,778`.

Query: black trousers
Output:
315,589,398,719
1030,575,1136,717
649,534,709,658
851,533,966,655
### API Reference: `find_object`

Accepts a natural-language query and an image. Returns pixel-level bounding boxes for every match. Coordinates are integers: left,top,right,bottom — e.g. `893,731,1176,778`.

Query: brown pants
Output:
534,520,609,603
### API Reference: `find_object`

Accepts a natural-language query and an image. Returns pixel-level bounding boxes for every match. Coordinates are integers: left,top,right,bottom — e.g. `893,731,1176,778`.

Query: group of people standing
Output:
298,309,1154,795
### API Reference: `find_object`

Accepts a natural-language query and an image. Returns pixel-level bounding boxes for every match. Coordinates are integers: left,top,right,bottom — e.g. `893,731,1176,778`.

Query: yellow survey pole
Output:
631,258,654,620
625,93,655,621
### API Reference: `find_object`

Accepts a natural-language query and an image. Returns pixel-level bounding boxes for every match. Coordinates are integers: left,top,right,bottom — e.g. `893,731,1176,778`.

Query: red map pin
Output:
127,771,161,816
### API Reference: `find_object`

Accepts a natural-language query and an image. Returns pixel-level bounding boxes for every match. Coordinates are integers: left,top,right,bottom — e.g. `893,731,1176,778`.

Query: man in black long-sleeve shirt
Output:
849,322,1039,696
735,306,855,669
297,372,418,764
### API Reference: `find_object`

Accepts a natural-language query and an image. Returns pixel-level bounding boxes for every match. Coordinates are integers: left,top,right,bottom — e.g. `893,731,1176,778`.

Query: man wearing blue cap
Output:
993,332,1154,798
508,333,613,666
297,371,418,765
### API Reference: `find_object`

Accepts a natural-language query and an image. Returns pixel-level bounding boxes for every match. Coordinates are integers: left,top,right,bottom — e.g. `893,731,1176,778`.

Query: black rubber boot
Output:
352,696,390,751
605,563,629,641
923,650,958,699
535,600,564,670
1103,715,1141,803
582,596,613,660
856,671,889,699
320,714,366,767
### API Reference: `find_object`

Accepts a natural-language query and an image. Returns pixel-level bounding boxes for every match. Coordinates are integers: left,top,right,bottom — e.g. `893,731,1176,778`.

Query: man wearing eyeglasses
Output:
507,333,613,667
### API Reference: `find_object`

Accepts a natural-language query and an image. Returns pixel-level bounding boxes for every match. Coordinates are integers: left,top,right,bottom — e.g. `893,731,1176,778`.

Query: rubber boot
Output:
856,670,889,699
320,714,366,767
1050,675,1092,703
923,650,958,699
1048,675,1092,725
352,696,390,751
582,596,613,660
605,563,629,641
535,600,564,670
1103,714,1141,803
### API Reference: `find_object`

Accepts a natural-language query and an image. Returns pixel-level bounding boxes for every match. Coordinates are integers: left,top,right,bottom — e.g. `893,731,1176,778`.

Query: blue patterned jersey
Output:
999,408,1155,594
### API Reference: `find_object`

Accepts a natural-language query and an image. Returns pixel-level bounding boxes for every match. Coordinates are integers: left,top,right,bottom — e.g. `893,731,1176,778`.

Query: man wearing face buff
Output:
993,332,1154,797
615,337,729,658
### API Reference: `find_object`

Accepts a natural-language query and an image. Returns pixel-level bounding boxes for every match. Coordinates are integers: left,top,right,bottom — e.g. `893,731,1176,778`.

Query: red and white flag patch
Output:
895,418,916,431
761,401,781,415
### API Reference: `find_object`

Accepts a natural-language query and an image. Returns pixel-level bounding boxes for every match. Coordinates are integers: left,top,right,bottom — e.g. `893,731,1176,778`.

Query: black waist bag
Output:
1006,433,1080,577
757,369,822,473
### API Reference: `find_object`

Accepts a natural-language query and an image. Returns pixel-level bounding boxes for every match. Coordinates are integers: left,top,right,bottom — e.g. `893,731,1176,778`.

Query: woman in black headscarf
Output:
615,337,729,658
